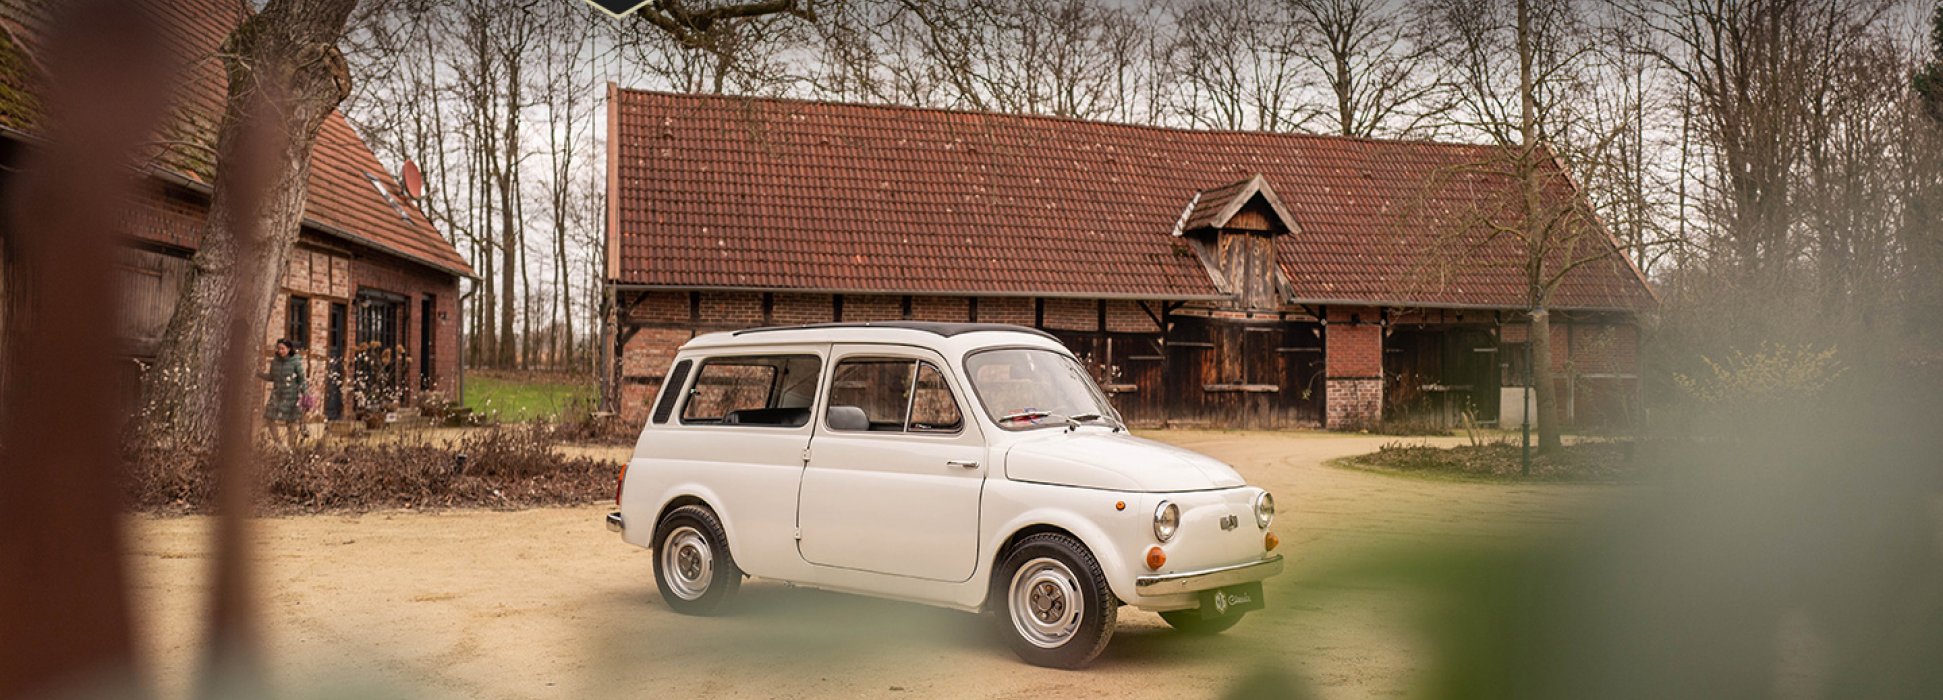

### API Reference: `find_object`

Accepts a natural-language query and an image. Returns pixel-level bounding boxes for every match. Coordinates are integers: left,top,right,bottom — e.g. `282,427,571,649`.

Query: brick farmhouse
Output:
0,0,472,420
601,88,1655,429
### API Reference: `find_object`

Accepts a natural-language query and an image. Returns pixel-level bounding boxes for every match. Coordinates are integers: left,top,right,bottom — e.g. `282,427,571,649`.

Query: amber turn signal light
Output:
1145,546,1166,570
1264,531,1280,551
1115,500,1126,511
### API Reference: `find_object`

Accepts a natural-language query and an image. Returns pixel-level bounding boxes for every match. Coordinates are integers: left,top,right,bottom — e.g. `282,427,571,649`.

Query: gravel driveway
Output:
128,431,1620,699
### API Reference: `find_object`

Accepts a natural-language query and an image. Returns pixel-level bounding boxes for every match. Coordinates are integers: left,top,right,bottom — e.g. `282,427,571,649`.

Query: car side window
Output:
909,363,963,433
827,359,912,432
679,354,820,427
826,357,962,434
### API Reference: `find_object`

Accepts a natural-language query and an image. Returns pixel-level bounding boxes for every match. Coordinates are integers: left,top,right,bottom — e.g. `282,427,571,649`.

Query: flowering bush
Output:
1673,343,1845,408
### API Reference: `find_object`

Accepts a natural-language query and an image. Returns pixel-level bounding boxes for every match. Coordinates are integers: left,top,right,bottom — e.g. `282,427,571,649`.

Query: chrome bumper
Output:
605,512,624,533
1134,554,1284,595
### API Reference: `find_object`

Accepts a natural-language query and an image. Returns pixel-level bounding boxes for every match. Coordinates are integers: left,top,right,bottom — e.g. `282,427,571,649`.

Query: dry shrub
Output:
533,413,638,446
1344,439,1643,483
127,425,620,514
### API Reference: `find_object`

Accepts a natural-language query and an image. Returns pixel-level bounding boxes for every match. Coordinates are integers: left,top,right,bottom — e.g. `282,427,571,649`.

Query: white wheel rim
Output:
662,526,712,601
1009,557,1083,648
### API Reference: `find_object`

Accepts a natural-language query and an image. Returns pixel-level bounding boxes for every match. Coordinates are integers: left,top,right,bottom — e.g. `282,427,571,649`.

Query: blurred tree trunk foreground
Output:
133,0,358,448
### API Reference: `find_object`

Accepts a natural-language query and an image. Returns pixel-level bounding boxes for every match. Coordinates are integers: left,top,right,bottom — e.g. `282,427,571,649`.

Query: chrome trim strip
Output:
605,512,624,533
1134,554,1284,595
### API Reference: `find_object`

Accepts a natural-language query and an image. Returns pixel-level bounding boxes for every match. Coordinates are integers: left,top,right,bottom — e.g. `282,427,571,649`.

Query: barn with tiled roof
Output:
602,88,1654,429
0,0,472,421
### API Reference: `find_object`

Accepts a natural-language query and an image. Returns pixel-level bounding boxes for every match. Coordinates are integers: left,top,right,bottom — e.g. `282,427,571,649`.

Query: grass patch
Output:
1334,439,1644,484
464,370,595,423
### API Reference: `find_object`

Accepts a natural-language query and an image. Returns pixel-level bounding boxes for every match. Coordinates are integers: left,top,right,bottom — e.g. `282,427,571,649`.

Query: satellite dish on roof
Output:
401,159,424,199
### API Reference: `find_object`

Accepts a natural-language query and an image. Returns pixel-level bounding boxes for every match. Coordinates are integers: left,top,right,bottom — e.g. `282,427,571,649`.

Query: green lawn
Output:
462,371,595,422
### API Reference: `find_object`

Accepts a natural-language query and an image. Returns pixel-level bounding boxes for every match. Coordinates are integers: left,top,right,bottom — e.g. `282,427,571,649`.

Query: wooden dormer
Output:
1174,174,1300,311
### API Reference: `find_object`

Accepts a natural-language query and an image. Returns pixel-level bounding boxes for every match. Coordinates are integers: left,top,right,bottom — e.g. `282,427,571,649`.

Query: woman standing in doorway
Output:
261,338,306,449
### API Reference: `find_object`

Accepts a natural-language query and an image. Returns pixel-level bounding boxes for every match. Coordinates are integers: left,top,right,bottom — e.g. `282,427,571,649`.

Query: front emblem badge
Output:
1214,590,1230,614
1219,514,1238,531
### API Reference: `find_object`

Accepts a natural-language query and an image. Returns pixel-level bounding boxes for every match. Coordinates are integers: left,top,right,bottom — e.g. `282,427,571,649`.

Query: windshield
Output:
964,348,1120,430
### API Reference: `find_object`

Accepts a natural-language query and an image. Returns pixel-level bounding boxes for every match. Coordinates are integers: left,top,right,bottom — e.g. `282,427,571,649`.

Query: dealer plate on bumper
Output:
1197,581,1265,618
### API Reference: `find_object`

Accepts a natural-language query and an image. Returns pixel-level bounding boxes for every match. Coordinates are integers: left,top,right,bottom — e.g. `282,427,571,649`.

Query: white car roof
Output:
680,322,1069,357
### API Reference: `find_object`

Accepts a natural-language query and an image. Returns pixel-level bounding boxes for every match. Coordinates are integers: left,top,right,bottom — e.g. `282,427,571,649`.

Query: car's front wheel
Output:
1159,608,1246,635
652,504,741,615
993,533,1117,669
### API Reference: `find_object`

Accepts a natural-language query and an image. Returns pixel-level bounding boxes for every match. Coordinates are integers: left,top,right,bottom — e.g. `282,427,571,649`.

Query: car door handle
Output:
945,460,980,470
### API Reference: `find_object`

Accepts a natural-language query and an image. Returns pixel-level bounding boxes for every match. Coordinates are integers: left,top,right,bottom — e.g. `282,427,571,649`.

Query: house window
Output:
420,294,435,391
286,296,310,349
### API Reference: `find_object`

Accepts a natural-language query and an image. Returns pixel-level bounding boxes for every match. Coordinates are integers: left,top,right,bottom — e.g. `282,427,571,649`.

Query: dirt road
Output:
129,431,1621,699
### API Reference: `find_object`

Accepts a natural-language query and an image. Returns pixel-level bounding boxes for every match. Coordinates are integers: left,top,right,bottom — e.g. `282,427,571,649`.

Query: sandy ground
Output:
128,430,1625,699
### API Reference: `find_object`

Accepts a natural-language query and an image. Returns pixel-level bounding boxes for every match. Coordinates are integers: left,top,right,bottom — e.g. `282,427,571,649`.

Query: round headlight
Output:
1254,491,1275,529
1153,501,1179,543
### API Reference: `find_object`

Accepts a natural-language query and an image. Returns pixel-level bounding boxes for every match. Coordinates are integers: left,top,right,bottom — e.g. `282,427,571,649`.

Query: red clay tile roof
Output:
610,89,1654,311
0,0,472,278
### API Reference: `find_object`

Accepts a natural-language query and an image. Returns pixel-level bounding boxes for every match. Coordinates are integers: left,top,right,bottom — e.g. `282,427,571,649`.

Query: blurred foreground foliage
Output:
1232,359,1943,699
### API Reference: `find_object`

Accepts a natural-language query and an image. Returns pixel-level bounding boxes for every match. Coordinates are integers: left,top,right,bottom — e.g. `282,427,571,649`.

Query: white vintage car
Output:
607,321,1283,668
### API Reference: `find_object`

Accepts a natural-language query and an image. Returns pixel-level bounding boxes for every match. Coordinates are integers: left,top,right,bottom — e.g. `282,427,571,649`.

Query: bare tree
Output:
1160,0,1314,131
1624,0,1896,286
537,4,599,370
1284,0,1448,137
1415,0,1636,454
137,0,360,446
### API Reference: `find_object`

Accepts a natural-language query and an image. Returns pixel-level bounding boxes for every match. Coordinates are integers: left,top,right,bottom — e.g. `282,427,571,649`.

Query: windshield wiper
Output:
998,410,1053,424
1068,413,1125,432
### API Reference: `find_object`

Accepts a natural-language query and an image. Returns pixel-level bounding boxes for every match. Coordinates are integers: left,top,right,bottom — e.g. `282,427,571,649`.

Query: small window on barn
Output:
679,354,821,427
286,296,310,350
1501,341,1531,387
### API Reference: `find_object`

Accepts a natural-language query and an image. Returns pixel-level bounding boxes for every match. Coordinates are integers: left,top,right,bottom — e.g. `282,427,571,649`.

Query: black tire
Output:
1159,608,1246,635
992,533,1117,669
652,504,741,615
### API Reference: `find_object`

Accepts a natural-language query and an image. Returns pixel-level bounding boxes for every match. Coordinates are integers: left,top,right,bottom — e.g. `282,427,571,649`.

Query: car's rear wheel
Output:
653,504,741,615
993,533,1116,669
1159,608,1246,635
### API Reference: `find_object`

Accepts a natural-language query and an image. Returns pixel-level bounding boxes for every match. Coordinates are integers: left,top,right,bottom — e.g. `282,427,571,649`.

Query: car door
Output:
797,344,986,582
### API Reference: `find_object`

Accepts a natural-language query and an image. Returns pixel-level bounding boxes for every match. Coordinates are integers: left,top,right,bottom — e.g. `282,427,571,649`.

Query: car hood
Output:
1002,431,1246,492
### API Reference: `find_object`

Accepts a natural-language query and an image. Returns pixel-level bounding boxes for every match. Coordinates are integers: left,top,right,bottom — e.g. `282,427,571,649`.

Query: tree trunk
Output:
1530,308,1564,453
1514,0,1564,454
135,0,357,448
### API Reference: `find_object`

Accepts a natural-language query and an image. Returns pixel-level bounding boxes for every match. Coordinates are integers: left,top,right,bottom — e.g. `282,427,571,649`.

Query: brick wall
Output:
699,291,763,325
617,326,697,423
773,293,835,324
843,295,903,322
976,297,1034,325
1324,327,1382,379
1501,321,1639,377
1324,308,1383,429
250,234,462,415
910,295,969,322
1325,379,1381,429
1042,298,1094,331
1106,300,1160,333
624,290,689,324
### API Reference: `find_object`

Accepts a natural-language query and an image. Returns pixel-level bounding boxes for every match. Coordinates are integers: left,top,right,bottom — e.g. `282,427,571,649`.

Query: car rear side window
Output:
650,359,692,424
679,354,821,427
